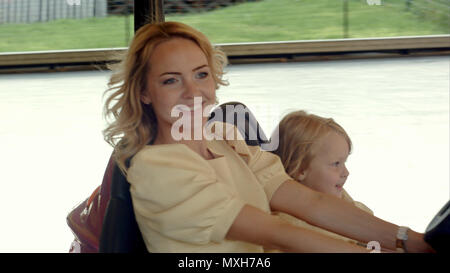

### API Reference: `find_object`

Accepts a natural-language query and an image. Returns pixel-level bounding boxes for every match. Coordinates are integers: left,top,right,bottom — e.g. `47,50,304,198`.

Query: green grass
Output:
170,0,449,42
0,16,134,52
0,0,448,52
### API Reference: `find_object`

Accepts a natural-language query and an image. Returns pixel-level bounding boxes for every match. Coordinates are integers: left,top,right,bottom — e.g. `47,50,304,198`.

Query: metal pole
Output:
125,11,130,46
406,0,412,11
343,0,349,38
134,0,165,33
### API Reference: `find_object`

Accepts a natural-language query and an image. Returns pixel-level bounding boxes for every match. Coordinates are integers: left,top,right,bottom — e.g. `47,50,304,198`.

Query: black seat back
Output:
99,102,267,253
208,101,269,146
99,159,147,253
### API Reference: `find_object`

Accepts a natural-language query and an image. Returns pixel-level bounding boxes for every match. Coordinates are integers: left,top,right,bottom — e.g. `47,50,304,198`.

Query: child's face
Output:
299,131,350,198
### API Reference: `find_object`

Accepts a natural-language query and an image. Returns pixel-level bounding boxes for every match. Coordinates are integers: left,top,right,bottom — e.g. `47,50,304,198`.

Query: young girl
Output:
272,110,373,246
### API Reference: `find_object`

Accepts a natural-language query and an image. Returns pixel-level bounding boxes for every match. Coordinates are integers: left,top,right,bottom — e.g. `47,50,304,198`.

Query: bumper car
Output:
67,101,268,253
67,101,449,253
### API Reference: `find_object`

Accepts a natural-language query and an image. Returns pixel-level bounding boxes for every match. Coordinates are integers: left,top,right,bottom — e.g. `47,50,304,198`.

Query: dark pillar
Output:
343,0,349,38
134,0,165,32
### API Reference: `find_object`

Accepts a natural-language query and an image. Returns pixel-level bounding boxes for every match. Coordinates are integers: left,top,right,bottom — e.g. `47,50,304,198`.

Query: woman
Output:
103,21,433,253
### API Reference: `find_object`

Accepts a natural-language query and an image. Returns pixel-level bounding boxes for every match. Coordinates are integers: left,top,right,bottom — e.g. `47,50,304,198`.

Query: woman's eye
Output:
196,71,209,79
162,78,177,85
333,161,340,166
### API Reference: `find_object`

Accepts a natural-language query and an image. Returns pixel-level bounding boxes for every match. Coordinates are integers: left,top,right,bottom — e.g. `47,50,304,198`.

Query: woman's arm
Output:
269,180,433,252
226,204,370,253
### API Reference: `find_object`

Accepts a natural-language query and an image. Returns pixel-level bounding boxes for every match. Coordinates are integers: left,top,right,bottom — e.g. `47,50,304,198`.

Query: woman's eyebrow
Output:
158,64,208,77
193,64,208,71
159,71,181,76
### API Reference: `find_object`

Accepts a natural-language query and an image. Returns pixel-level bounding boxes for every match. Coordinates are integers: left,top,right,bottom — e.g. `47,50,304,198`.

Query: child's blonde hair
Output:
272,110,352,179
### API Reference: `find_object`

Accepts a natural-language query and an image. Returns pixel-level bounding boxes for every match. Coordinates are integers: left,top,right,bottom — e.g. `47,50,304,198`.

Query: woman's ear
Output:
141,92,151,105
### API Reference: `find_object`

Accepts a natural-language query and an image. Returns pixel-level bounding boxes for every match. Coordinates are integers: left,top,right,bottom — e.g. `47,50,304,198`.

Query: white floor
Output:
0,55,448,252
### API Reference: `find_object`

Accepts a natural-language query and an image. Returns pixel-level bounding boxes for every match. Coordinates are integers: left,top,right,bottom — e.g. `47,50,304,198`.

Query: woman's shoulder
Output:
207,121,261,159
130,144,215,179
133,144,207,164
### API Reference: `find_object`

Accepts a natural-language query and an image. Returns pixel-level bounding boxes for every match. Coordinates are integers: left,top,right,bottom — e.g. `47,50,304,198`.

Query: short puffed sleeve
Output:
241,144,293,201
127,145,246,245
215,122,292,202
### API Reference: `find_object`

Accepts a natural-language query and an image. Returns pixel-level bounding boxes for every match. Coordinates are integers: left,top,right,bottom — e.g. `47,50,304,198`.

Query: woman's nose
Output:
184,79,201,98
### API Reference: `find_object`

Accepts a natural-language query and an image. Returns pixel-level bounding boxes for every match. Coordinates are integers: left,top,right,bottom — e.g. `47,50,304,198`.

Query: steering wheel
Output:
424,200,450,253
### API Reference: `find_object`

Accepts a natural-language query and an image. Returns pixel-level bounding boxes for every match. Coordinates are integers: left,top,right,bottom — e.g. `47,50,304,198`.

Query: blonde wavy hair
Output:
272,110,352,180
103,21,228,174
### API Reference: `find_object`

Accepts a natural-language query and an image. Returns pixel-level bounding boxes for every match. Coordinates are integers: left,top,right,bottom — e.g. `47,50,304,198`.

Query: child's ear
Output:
297,169,308,182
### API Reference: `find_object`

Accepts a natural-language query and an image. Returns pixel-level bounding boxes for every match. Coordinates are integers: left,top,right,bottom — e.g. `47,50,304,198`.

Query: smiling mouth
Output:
175,101,205,112
186,103,203,111
335,183,345,190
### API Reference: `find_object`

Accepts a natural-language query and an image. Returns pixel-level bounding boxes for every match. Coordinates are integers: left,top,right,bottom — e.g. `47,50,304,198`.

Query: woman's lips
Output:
174,102,205,112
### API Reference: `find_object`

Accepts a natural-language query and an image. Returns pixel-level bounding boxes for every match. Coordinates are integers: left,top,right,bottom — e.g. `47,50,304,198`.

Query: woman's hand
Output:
405,231,435,253
269,179,434,252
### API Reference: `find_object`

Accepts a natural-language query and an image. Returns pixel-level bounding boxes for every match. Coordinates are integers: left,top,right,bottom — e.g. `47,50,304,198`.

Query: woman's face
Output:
299,131,350,198
141,38,216,142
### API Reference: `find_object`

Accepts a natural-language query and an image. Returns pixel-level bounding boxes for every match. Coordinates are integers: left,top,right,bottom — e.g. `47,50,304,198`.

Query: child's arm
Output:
269,180,433,252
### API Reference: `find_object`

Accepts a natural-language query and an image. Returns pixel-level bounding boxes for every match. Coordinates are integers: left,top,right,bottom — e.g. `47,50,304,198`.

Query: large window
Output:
0,0,449,52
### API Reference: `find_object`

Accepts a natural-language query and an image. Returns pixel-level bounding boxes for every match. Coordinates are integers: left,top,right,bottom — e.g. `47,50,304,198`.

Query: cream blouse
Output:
127,124,292,253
